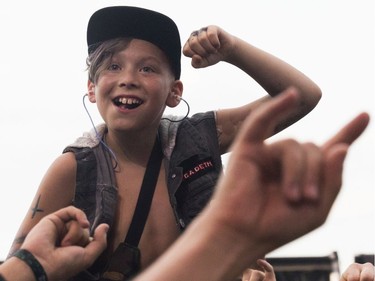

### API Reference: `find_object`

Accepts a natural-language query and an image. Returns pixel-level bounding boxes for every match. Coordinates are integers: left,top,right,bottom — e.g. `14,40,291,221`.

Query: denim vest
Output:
64,111,222,280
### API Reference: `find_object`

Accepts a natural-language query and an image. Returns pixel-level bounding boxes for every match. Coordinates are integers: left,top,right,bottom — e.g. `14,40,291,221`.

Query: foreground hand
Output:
20,206,108,280
340,262,374,281
211,87,370,257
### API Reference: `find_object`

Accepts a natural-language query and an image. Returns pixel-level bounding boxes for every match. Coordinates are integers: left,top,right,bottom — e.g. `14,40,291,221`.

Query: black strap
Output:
124,136,163,246
13,249,48,281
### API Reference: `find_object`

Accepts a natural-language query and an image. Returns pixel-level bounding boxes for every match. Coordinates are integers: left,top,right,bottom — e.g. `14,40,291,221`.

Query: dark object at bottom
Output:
101,243,140,281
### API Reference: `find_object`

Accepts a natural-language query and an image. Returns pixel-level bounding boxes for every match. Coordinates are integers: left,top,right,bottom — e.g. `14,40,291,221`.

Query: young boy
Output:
9,5,321,280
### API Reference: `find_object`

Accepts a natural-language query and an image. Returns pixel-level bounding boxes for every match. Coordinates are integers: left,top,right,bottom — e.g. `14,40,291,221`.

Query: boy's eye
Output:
141,66,154,73
108,63,121,71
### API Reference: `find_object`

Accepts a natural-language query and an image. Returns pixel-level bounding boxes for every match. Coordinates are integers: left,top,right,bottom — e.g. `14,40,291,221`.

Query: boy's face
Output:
87,39,181,132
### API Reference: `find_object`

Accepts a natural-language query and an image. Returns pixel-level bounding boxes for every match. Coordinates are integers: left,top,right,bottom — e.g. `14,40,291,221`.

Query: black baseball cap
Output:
87,6,182,79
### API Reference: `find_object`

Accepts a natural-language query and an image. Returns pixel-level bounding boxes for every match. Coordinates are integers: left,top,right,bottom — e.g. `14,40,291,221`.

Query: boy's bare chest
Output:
110,162,180,268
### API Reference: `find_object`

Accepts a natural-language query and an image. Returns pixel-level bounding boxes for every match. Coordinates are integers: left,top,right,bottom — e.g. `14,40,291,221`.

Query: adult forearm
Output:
0,257,35,281
134,208,261,281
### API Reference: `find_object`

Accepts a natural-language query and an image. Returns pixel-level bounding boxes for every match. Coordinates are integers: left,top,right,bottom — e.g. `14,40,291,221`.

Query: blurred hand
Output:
210,88,370,257
242,259,276,281
340,262,374,281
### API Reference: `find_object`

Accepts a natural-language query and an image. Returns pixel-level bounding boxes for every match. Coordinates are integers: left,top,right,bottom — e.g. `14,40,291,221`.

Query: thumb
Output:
83,223,109,263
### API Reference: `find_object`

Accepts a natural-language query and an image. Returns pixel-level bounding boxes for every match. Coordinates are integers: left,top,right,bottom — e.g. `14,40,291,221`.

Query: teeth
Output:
118,97,142,105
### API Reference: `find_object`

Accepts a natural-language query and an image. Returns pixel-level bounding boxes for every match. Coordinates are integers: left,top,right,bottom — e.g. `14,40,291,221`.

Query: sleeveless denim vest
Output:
64,111,222,280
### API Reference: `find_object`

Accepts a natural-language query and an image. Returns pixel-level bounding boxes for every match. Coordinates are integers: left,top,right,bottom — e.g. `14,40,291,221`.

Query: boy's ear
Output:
166,80,183,108
87,80,96,103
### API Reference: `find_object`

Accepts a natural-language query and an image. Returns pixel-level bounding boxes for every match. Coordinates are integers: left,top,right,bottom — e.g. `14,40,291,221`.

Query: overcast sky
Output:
0,0,373,272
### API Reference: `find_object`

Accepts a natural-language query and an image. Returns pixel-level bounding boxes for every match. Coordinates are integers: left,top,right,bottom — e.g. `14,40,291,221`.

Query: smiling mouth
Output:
113,97,143,110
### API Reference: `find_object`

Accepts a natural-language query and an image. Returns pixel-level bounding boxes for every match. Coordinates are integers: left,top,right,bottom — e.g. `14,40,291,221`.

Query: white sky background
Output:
0,0,373,273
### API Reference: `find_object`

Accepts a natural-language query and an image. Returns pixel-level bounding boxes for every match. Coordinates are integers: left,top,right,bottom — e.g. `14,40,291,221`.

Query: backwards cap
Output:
87,6,181,79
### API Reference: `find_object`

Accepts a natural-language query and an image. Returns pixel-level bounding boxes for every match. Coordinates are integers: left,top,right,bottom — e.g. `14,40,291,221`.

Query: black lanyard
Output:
124,136,163,246
102,136,163,281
